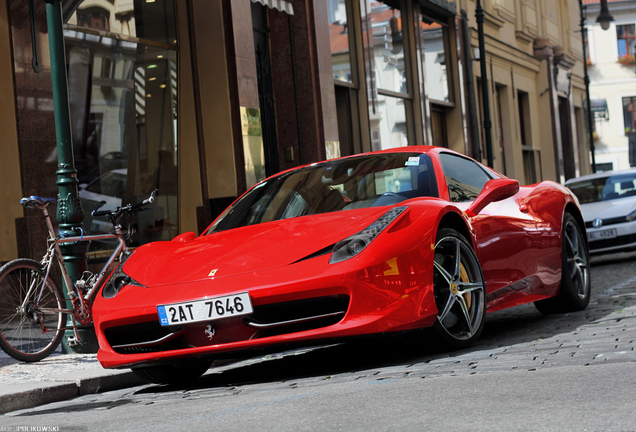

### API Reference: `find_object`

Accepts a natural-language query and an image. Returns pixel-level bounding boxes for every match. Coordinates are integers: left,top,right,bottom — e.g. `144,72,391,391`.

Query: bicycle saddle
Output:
20,196,58,208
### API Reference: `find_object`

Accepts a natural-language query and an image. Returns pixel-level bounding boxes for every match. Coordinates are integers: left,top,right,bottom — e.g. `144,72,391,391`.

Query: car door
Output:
438,153,541,310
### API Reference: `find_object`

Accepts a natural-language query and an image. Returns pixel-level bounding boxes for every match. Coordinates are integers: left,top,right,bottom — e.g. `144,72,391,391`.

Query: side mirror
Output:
172,231,197,243
466,179,519,216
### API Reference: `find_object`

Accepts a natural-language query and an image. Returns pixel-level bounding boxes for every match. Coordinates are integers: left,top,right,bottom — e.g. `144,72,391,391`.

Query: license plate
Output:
587,228,617,242
157,293,253,326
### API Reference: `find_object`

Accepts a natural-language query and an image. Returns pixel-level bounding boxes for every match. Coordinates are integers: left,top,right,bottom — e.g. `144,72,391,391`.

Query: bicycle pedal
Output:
66,336,79,346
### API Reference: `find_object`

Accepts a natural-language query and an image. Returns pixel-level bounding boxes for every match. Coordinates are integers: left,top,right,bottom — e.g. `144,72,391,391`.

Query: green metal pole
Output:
44,0,97,353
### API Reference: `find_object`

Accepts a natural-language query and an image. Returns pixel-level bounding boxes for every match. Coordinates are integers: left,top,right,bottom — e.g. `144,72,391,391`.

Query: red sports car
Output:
93,146,590,384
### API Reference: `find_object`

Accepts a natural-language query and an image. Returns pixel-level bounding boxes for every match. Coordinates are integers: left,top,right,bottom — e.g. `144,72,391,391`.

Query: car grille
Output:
105,322,186,354
104,295,350,354
585,216,628,228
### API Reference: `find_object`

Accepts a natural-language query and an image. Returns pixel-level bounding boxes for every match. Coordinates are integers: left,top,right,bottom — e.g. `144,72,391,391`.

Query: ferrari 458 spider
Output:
93,146,590,384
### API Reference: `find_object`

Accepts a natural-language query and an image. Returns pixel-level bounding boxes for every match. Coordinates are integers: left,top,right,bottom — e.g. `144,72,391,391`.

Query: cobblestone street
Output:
3,251,636,431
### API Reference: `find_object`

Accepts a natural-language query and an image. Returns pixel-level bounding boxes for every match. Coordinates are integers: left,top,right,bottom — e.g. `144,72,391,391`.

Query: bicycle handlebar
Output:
91,189,157,222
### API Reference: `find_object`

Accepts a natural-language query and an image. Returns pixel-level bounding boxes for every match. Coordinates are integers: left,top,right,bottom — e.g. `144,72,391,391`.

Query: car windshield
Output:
567,173,636,204
207,152,437,234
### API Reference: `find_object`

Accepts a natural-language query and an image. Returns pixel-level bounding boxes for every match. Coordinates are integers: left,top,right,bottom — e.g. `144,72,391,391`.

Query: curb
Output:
0,371,143,415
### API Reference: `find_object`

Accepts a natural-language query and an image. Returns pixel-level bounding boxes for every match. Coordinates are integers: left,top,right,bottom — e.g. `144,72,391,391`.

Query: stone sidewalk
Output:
0,350,143,414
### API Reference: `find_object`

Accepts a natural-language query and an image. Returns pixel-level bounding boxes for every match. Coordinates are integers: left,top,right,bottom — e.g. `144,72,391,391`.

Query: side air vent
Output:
292,244,335,264
105,322,185,354
244,295,349,338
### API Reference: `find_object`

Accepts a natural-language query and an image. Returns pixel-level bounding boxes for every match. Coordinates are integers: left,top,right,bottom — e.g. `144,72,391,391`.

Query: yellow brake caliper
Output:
460,263,471,310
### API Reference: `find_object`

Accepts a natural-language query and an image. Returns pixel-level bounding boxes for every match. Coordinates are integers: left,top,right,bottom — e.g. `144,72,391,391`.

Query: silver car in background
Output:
565,169,636,255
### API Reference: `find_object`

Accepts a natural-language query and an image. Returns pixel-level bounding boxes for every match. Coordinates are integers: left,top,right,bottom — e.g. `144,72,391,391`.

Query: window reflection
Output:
64,0,178,252
422,23,450,103
368,2,406,95
363,0,408,150
328,0,353,83
67,0,178,45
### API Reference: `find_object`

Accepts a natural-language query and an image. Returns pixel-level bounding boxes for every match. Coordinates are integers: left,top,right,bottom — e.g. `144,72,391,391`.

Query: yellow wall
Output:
0,0,23,261
176,0,203,235
192,0,237,199
459,0,589,183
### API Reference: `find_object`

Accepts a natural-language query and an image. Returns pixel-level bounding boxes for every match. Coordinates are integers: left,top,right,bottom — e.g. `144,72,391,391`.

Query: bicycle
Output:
0,190,156,362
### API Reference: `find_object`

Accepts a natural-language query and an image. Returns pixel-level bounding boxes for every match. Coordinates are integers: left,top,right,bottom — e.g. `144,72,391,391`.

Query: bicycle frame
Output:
0,190,156,360
32,203,128,344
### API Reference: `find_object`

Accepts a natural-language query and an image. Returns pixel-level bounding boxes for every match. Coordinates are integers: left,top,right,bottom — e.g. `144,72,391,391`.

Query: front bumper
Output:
586,219,636,254
93,253,437,369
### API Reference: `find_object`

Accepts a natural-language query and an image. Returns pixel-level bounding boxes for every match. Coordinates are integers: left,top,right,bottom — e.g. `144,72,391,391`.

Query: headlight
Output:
329,206,407,264
102,255,144,298
626,209,636,222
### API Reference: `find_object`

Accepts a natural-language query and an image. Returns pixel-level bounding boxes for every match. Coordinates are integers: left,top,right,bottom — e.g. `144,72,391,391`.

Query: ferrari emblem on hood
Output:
208,269,218,277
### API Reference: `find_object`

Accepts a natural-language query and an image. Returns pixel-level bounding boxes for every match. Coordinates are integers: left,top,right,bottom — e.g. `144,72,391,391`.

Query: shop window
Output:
422,21,451,103
65,0,178,255
363,0,411,150
328,0,354,84
68,0,177,45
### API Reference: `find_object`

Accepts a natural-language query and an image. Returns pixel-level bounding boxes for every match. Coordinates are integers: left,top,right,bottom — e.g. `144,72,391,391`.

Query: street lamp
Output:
580,0,614,174
596,0,615,31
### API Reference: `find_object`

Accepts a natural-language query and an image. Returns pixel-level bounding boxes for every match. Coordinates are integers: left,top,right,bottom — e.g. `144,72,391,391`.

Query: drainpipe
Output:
461,10,481,161
475,0,493,168
44,0,95,352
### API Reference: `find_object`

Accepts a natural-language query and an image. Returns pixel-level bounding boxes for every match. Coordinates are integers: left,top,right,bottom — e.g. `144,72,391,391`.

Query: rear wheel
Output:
132,358,213,385
535,212,590,314
0,259,66,362
432,228,486,349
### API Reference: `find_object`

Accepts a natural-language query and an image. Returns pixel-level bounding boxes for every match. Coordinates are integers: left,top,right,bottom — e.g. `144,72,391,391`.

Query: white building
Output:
586,0,636,171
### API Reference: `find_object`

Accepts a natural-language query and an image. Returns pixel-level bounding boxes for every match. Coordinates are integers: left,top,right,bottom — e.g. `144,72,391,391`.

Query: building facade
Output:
0,0,594,263
585,0,636,171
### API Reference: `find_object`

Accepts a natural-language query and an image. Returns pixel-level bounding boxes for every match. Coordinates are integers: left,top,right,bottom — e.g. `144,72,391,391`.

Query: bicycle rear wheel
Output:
0,259,66,362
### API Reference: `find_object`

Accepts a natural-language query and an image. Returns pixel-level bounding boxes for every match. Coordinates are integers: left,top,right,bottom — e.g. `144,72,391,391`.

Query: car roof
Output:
565,168,636,184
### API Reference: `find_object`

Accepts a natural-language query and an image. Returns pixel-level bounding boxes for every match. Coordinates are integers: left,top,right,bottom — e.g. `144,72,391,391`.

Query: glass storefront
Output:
363,0,409,150
328,0,454,153
328,0,354,84
421,22,450,103
64,0,178,253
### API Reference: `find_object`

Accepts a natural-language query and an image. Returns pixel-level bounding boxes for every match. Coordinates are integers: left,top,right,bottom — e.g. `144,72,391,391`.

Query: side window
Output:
439,153,492,202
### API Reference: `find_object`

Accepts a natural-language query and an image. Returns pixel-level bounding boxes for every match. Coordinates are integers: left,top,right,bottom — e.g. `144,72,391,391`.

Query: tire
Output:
0,259,66,362
432,228,486,349
132,358,213,385
535,212,591,315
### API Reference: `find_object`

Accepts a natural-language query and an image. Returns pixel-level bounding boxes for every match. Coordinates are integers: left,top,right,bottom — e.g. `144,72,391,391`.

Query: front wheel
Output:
0,259,66,362
535,212,591,314
432,228,486,349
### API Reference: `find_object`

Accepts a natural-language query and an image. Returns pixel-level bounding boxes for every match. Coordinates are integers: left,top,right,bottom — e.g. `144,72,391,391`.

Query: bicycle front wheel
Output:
0,259,66,362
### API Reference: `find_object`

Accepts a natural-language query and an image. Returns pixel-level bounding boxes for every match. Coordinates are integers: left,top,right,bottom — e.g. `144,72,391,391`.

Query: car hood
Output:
580,197,636,222
123,207,392,287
